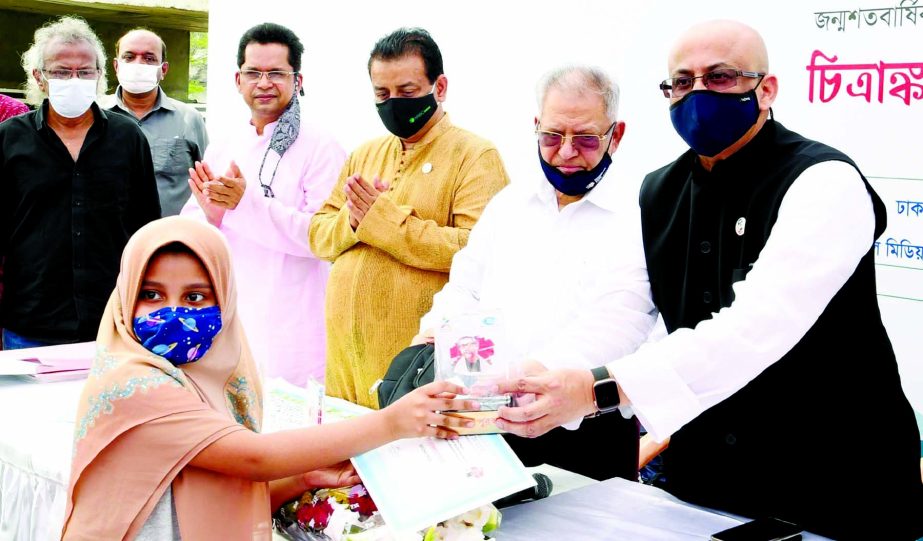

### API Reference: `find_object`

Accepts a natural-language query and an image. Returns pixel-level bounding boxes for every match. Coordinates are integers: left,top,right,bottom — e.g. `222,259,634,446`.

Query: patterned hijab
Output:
257,95,301,198
62,216,270,540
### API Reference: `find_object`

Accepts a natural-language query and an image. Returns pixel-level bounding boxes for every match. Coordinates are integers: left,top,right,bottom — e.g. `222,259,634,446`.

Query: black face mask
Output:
376,88,438,139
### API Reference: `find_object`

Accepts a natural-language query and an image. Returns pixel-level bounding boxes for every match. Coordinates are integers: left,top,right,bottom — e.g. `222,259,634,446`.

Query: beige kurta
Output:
309,114,509,408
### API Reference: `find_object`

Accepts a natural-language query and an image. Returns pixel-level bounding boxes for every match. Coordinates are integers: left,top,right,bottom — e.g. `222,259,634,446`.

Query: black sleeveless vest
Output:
640,120,922,540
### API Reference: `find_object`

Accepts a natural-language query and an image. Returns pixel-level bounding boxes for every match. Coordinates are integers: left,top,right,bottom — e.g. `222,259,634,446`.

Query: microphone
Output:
493,473,553,509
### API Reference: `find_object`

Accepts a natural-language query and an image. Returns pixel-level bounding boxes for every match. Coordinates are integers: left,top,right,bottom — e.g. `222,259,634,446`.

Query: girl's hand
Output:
301,460,360,490
384,381,479,440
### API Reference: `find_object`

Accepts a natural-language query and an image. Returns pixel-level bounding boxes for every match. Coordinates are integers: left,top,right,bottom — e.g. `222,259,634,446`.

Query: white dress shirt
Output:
609,160,876,442
420,166,657,385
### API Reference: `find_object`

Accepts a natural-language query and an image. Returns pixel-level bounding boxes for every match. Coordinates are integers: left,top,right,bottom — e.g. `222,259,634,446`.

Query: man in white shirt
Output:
495,20,923,539
419,65,656,480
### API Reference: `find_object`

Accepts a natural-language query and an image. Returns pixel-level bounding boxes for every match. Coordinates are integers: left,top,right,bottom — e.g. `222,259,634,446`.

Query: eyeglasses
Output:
42,68,99,80
239,69,297,83
659,68,765,99
535,122,616,152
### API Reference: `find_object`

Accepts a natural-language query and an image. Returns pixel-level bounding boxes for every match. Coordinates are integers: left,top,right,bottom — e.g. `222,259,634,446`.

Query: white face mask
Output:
117,60,162,94
46,78,98,118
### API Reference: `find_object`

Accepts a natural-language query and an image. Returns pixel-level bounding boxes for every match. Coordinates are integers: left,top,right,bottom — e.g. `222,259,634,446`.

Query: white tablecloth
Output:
0,378,83,541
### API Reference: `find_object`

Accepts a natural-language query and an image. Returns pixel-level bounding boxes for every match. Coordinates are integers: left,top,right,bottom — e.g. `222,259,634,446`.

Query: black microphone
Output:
493,473,553,509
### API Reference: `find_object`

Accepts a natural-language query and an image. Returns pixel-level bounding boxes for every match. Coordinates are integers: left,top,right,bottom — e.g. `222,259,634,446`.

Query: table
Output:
0,378,81,541
498,477,830,540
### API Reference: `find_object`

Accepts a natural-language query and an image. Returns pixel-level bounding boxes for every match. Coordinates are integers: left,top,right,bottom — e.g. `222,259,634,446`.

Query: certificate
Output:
262,378,535,534
351,434,535,534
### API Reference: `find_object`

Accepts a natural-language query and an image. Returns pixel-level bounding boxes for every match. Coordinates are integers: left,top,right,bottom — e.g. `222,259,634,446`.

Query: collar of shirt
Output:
109,86,171,115
248,115,286,140
531,157,622,214
33,99,108,132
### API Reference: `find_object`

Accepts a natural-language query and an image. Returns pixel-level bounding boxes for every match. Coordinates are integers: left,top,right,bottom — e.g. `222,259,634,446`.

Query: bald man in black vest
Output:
494,19,923,540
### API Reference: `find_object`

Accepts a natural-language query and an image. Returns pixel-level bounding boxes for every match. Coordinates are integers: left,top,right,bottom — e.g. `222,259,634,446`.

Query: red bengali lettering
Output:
807,51,923,105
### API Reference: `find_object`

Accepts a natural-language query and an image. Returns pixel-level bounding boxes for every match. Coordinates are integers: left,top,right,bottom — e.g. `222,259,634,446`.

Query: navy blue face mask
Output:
669,89,760,157
538,127,615,197
539,149,612,196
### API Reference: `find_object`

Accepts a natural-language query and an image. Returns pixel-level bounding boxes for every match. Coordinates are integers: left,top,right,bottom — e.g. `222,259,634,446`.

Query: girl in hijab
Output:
62,217,472,540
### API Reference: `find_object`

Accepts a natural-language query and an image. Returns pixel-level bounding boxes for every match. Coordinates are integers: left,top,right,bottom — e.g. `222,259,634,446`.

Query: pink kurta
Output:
183,116,345,386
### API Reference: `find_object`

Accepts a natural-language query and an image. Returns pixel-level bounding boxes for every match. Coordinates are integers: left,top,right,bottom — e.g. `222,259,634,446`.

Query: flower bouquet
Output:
273,484,501,541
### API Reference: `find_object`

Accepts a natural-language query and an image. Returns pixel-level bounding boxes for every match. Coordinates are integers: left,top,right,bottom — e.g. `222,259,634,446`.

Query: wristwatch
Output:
587,366,620,418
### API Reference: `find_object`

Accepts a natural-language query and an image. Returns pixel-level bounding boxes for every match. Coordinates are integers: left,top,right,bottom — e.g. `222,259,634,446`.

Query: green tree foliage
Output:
188,31,207,103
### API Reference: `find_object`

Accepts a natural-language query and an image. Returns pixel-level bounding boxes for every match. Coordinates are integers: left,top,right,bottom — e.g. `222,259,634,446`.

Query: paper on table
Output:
262,377,370,433
262,377,312,433
0,342,95,376
9,370,91,383
351,434,535,535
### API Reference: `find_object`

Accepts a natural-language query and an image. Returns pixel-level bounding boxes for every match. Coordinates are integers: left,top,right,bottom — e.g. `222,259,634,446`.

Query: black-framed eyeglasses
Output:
659,68,765,99
239,69,297,83
42,68,100,80
535,122,616,152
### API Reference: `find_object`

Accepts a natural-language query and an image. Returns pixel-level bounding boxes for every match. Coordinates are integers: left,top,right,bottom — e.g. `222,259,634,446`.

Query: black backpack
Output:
376,343,436,408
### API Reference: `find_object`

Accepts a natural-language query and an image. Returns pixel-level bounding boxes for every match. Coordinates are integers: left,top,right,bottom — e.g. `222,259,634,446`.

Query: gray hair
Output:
536,65,620,122
20,16,108,107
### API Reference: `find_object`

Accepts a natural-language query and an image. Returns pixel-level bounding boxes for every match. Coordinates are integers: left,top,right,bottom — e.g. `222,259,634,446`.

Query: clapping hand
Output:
188,161,225,226
204,161,246,210
345,174,389,230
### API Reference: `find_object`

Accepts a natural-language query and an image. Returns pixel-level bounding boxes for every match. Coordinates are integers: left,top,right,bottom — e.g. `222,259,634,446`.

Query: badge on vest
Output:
735,217,746,236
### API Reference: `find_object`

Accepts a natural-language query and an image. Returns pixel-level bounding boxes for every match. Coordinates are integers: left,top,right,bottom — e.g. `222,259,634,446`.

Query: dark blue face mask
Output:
538,139,614,197
669,89,760,157
133,305,223,365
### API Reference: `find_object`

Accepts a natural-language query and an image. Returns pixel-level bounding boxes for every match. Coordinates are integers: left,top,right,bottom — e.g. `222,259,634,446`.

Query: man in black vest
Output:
495,20,923,540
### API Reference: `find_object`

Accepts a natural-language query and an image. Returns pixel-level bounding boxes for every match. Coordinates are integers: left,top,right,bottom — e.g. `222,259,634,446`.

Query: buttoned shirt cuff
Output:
607,349,701,442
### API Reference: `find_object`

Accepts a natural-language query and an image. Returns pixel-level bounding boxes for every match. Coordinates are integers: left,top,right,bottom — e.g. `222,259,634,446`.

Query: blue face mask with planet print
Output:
133,306,223,365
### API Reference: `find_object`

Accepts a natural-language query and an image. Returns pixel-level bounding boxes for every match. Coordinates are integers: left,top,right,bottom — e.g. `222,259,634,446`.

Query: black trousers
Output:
503,413,639,481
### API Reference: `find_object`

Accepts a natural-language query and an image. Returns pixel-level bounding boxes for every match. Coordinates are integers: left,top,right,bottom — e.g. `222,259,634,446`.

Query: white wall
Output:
208,0,923,423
